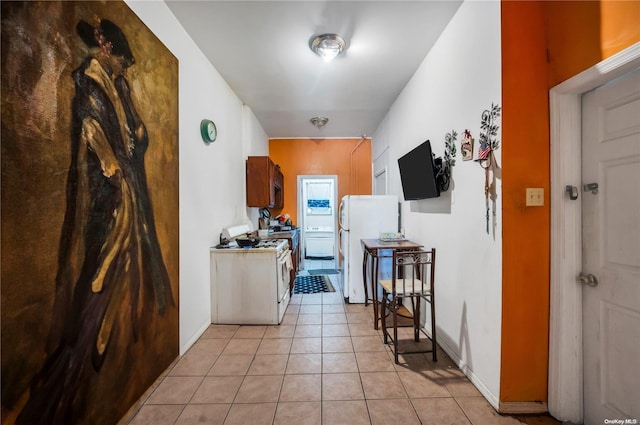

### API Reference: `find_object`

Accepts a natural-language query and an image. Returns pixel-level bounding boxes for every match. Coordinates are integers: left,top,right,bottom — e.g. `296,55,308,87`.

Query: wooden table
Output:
361,239,423,329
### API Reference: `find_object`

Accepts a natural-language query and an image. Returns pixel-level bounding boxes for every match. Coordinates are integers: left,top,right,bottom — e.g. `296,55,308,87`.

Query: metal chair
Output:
379,248,437,364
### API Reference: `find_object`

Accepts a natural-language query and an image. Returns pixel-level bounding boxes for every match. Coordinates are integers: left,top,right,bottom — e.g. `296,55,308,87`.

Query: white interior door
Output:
298,175,338,265
374,167,388,195
581,67,640,425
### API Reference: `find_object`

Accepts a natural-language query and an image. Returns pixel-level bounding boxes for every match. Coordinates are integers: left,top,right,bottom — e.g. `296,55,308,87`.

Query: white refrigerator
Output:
339,195,399,303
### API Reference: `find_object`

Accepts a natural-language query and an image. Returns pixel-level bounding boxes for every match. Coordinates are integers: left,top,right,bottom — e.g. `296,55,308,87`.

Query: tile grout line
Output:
153,307,553,423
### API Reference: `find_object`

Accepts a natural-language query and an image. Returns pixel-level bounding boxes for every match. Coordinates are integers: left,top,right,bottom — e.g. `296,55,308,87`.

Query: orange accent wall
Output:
500,0,550,403
500,0,640,403
543,1,640,87
268,138,372,226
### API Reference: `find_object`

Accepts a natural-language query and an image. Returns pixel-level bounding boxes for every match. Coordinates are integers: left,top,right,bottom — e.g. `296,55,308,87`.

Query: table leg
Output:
362,249,370,307
372,254,380,330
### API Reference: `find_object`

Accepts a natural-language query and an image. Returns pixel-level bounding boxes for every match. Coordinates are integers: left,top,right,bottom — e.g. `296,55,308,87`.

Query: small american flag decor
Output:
477,140,491,160
477,103,501,162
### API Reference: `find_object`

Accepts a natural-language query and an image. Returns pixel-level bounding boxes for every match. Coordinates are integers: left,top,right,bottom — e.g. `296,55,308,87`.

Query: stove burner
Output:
213,238,287,251
255,239,284,248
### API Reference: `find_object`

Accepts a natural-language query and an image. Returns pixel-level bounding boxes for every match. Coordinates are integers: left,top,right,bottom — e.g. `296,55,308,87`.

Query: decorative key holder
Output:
476,103,502,235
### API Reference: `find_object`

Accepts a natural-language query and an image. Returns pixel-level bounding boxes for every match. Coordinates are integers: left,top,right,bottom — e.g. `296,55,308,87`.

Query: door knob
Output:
577,272,599,287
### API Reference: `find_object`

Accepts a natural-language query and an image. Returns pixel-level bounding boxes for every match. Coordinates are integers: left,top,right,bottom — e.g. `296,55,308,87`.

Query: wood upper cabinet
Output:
246,156,284,208
273,165,284,208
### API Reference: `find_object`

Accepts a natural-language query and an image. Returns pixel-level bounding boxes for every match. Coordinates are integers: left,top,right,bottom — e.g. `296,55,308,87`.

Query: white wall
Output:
243,105,270,227
127,1,503,395
372,0,503,406
125,1,269,354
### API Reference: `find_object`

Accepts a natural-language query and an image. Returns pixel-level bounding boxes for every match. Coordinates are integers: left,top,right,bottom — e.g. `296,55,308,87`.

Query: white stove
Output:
210,224,292,325
215,238,288,251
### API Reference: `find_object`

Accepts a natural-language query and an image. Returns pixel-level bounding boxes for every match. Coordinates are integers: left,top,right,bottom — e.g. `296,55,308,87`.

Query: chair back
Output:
391,248,436,295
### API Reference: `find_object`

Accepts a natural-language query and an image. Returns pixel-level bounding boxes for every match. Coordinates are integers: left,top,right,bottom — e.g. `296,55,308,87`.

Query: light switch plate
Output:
526,188,544,206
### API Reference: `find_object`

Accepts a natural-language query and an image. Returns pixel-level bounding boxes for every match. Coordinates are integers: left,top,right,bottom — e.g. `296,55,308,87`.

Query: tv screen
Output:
397,140,440,200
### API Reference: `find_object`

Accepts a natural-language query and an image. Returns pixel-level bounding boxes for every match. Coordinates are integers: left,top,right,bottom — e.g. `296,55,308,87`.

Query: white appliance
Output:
210,224,291,324
339,195,399,303
305,226,334,258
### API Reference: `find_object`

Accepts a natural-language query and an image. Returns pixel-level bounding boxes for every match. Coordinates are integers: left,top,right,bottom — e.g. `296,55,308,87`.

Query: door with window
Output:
298,176,337,262
581,67,640,424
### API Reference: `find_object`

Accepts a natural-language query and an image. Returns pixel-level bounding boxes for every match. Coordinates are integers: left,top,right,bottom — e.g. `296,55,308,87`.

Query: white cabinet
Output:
210,248,290,325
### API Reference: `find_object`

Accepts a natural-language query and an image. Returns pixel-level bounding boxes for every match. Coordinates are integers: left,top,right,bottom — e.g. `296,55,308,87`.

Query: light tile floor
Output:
122,260,560,425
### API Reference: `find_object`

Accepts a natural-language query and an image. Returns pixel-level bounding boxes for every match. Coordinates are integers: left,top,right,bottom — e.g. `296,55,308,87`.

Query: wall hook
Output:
565,185,578,200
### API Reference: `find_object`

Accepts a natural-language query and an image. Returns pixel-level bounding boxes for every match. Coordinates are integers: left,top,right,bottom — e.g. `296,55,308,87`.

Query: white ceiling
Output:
165,1,463,138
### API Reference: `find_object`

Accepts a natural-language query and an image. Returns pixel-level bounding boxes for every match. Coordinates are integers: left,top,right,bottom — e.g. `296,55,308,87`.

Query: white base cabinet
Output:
210,248,290,325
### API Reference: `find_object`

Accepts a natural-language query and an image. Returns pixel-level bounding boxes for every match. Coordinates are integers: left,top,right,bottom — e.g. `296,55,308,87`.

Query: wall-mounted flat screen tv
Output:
397,140,440,200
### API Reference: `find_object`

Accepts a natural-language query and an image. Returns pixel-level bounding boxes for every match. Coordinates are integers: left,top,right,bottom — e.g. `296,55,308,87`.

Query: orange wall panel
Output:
500,0,640,404
500,0,550,403
268,138,372,226
544,1,640,87
543,0,603,86
600,1,640,59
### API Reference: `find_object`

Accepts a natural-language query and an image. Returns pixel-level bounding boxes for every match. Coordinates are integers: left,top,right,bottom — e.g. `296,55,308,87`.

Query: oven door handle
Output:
278,248,292,261
278,249,293,273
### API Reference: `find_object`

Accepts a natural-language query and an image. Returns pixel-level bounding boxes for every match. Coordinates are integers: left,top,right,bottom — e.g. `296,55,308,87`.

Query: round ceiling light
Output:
310,116,329,128
310,34,346,62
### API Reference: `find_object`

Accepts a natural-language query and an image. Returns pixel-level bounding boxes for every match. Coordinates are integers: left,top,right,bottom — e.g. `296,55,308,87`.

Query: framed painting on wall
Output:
1,2,179,424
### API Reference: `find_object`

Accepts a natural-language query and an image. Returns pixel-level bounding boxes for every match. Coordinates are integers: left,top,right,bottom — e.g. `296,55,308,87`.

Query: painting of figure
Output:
1,2,179,424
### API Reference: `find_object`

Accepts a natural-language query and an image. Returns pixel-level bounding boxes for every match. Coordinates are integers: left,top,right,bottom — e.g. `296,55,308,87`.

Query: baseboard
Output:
430,329,500,410
181,319,211,356
498,401,548,415
433,332,549,416
422,326,549,416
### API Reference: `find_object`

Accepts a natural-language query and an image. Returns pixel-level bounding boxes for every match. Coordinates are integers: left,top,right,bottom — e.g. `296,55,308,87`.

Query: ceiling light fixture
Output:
310,116,328,129
310,34,346,62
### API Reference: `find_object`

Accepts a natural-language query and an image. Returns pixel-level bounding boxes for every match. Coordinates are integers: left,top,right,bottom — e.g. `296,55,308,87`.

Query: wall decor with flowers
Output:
476,103,502,235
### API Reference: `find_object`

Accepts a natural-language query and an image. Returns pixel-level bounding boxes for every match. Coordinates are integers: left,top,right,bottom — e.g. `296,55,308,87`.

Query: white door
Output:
298,175,338,265
374,167,388,195
581,67,640,424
